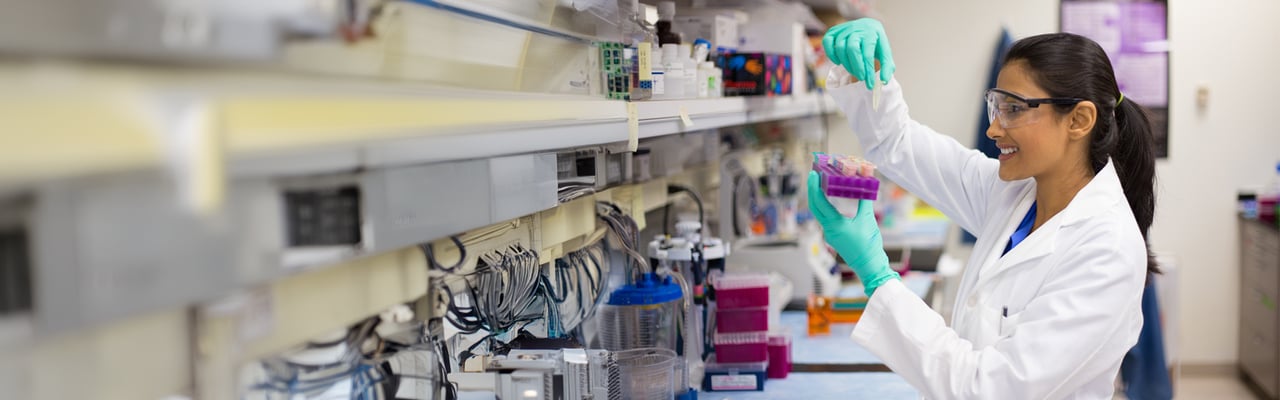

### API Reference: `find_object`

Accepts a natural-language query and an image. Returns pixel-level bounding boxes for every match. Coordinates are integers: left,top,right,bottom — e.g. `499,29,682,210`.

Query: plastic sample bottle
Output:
708,62,724,97
680,43,698,98
692,41,711,98
661,44,687,99
651,43,667,98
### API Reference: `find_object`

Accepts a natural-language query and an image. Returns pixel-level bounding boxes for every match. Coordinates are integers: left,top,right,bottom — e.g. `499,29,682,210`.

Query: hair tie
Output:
1116,93,1125,106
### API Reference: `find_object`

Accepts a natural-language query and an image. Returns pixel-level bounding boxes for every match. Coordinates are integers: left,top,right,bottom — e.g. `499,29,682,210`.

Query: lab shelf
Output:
0,62,836,191
0,60,836,400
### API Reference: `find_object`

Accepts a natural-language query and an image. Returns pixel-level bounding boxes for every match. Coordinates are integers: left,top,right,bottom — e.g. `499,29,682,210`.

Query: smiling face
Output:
987,60,1094,182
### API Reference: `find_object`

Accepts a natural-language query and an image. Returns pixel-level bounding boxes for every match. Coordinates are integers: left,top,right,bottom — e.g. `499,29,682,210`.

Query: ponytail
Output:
1109,97,1159,274
1006,33,1160,275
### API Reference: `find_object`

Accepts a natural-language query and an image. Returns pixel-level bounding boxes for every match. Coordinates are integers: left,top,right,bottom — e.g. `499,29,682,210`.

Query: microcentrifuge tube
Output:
872,76,882,111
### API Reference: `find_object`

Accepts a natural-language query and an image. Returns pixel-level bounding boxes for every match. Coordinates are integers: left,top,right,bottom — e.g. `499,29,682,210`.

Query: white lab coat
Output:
826,70,1148,399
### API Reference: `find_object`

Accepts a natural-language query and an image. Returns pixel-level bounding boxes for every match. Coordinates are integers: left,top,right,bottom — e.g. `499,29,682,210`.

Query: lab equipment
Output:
660,44,688,99
756,149,800,236
713,331,769,363
700,61,723,98
702,354,769,392
681,43,699,97
725,230,840,308
822,18,896,90
614,348,679,400
716,307,768,333
719,52,793,96
812,152,880,218
713,273,770,333
767,333,792,379
597,273,682,352
807,171,898,297
599,42,632,100
456,349,619,400
621,0,656,101
984,88,1085,129
651,44,666,97
806,294,832,336
832,296,869,323
655,1,682,45
673,14,739,53
648,217,729,399
679,45,699,99
1258,162,1280,225
714,273,770,309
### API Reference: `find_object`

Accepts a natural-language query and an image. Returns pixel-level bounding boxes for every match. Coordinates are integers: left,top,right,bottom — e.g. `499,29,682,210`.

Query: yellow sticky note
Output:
679,106,694,128
626,102,639,151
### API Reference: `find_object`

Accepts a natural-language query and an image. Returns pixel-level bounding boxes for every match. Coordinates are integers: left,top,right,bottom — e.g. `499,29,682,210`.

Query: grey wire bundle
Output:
469,244,544,335
596,201,650,283
558,182,597,203
544,240,607,334
249,317,387,399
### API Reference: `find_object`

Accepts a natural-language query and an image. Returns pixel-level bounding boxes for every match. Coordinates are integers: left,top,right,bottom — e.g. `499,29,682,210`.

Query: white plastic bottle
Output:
699,62,718,98
703,62,722,97
651,43,666,99
695,62,710,98
692,42,711,98
680,43,698,98
661,43,686,99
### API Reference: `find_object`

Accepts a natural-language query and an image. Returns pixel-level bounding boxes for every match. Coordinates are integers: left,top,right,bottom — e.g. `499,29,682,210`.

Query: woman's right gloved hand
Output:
822,18,896,90
808,171,899,297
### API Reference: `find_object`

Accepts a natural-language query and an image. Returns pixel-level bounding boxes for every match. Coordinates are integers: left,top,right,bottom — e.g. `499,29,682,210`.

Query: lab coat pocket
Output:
999,310,1021,338
970,305,1006,348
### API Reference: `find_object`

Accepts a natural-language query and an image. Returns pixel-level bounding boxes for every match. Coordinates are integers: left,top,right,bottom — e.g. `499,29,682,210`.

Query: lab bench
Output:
777,272,936,370
705,273,936,399
705,372,918,400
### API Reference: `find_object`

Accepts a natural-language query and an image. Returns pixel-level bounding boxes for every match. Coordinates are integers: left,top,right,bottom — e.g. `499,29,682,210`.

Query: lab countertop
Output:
779,272,936,368
704,372,918,400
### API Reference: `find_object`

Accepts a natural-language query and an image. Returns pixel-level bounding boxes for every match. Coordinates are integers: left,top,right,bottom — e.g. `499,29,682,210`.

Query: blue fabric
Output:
963,27,1016,244
1121,278,1173,400
1002,202,1036,256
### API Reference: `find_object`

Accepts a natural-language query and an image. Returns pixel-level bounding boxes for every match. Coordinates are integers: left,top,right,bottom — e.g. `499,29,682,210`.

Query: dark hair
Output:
1004,32,1159,275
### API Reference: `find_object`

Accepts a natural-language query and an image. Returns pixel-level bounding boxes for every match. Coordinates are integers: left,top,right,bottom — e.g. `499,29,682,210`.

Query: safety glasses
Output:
985,88,1085,129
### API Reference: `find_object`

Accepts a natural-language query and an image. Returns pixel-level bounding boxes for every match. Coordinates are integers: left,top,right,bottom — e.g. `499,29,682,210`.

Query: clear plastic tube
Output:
661,266,702,393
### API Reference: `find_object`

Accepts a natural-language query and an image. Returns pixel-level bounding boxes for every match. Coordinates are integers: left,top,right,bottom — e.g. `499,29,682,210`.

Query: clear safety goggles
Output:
985,88,1084,129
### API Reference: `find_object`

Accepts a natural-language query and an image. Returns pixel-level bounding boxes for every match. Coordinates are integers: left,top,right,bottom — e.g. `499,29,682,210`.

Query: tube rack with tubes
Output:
812,152,880,217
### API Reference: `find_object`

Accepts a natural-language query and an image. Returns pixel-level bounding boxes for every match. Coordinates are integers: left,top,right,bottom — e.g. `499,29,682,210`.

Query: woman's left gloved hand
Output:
808,171,899,297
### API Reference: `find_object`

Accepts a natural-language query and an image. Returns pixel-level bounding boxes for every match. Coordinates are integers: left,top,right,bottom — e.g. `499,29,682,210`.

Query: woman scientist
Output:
812,19,1157,399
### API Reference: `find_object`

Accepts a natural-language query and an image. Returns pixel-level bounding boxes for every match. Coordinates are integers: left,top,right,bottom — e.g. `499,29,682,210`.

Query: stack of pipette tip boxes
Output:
812,152,879,217
706,273,772,391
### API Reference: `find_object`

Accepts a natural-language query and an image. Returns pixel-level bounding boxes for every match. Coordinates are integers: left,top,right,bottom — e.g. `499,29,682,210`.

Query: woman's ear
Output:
1067,101,1098,140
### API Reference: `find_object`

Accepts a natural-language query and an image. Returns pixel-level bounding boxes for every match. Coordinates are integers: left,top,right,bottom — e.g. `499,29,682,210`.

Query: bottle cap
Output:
662,43,679,62
658,1,676,20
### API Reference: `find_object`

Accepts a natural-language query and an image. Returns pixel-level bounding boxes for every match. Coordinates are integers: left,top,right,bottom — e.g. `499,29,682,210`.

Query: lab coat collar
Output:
977,160,1126,285
1057,159,1127,227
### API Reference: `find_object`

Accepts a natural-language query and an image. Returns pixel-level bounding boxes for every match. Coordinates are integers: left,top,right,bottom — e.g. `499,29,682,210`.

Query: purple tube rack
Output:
812,154,880,201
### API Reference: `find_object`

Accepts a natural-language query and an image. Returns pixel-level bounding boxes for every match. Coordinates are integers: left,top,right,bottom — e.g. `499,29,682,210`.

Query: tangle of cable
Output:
596,201,650,283
443,244,545,365
541,240,607,335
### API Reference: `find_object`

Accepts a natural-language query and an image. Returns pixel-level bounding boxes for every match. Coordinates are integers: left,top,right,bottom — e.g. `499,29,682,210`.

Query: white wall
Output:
855,0,1280,365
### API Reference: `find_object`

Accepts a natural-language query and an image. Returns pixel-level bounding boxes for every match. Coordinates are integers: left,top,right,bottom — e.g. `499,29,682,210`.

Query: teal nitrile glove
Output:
807,171,899,297
822,18,896,90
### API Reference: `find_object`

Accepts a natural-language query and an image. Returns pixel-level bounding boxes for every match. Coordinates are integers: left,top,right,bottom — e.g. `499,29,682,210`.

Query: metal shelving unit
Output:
0,59,839,399
0,0,847,397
